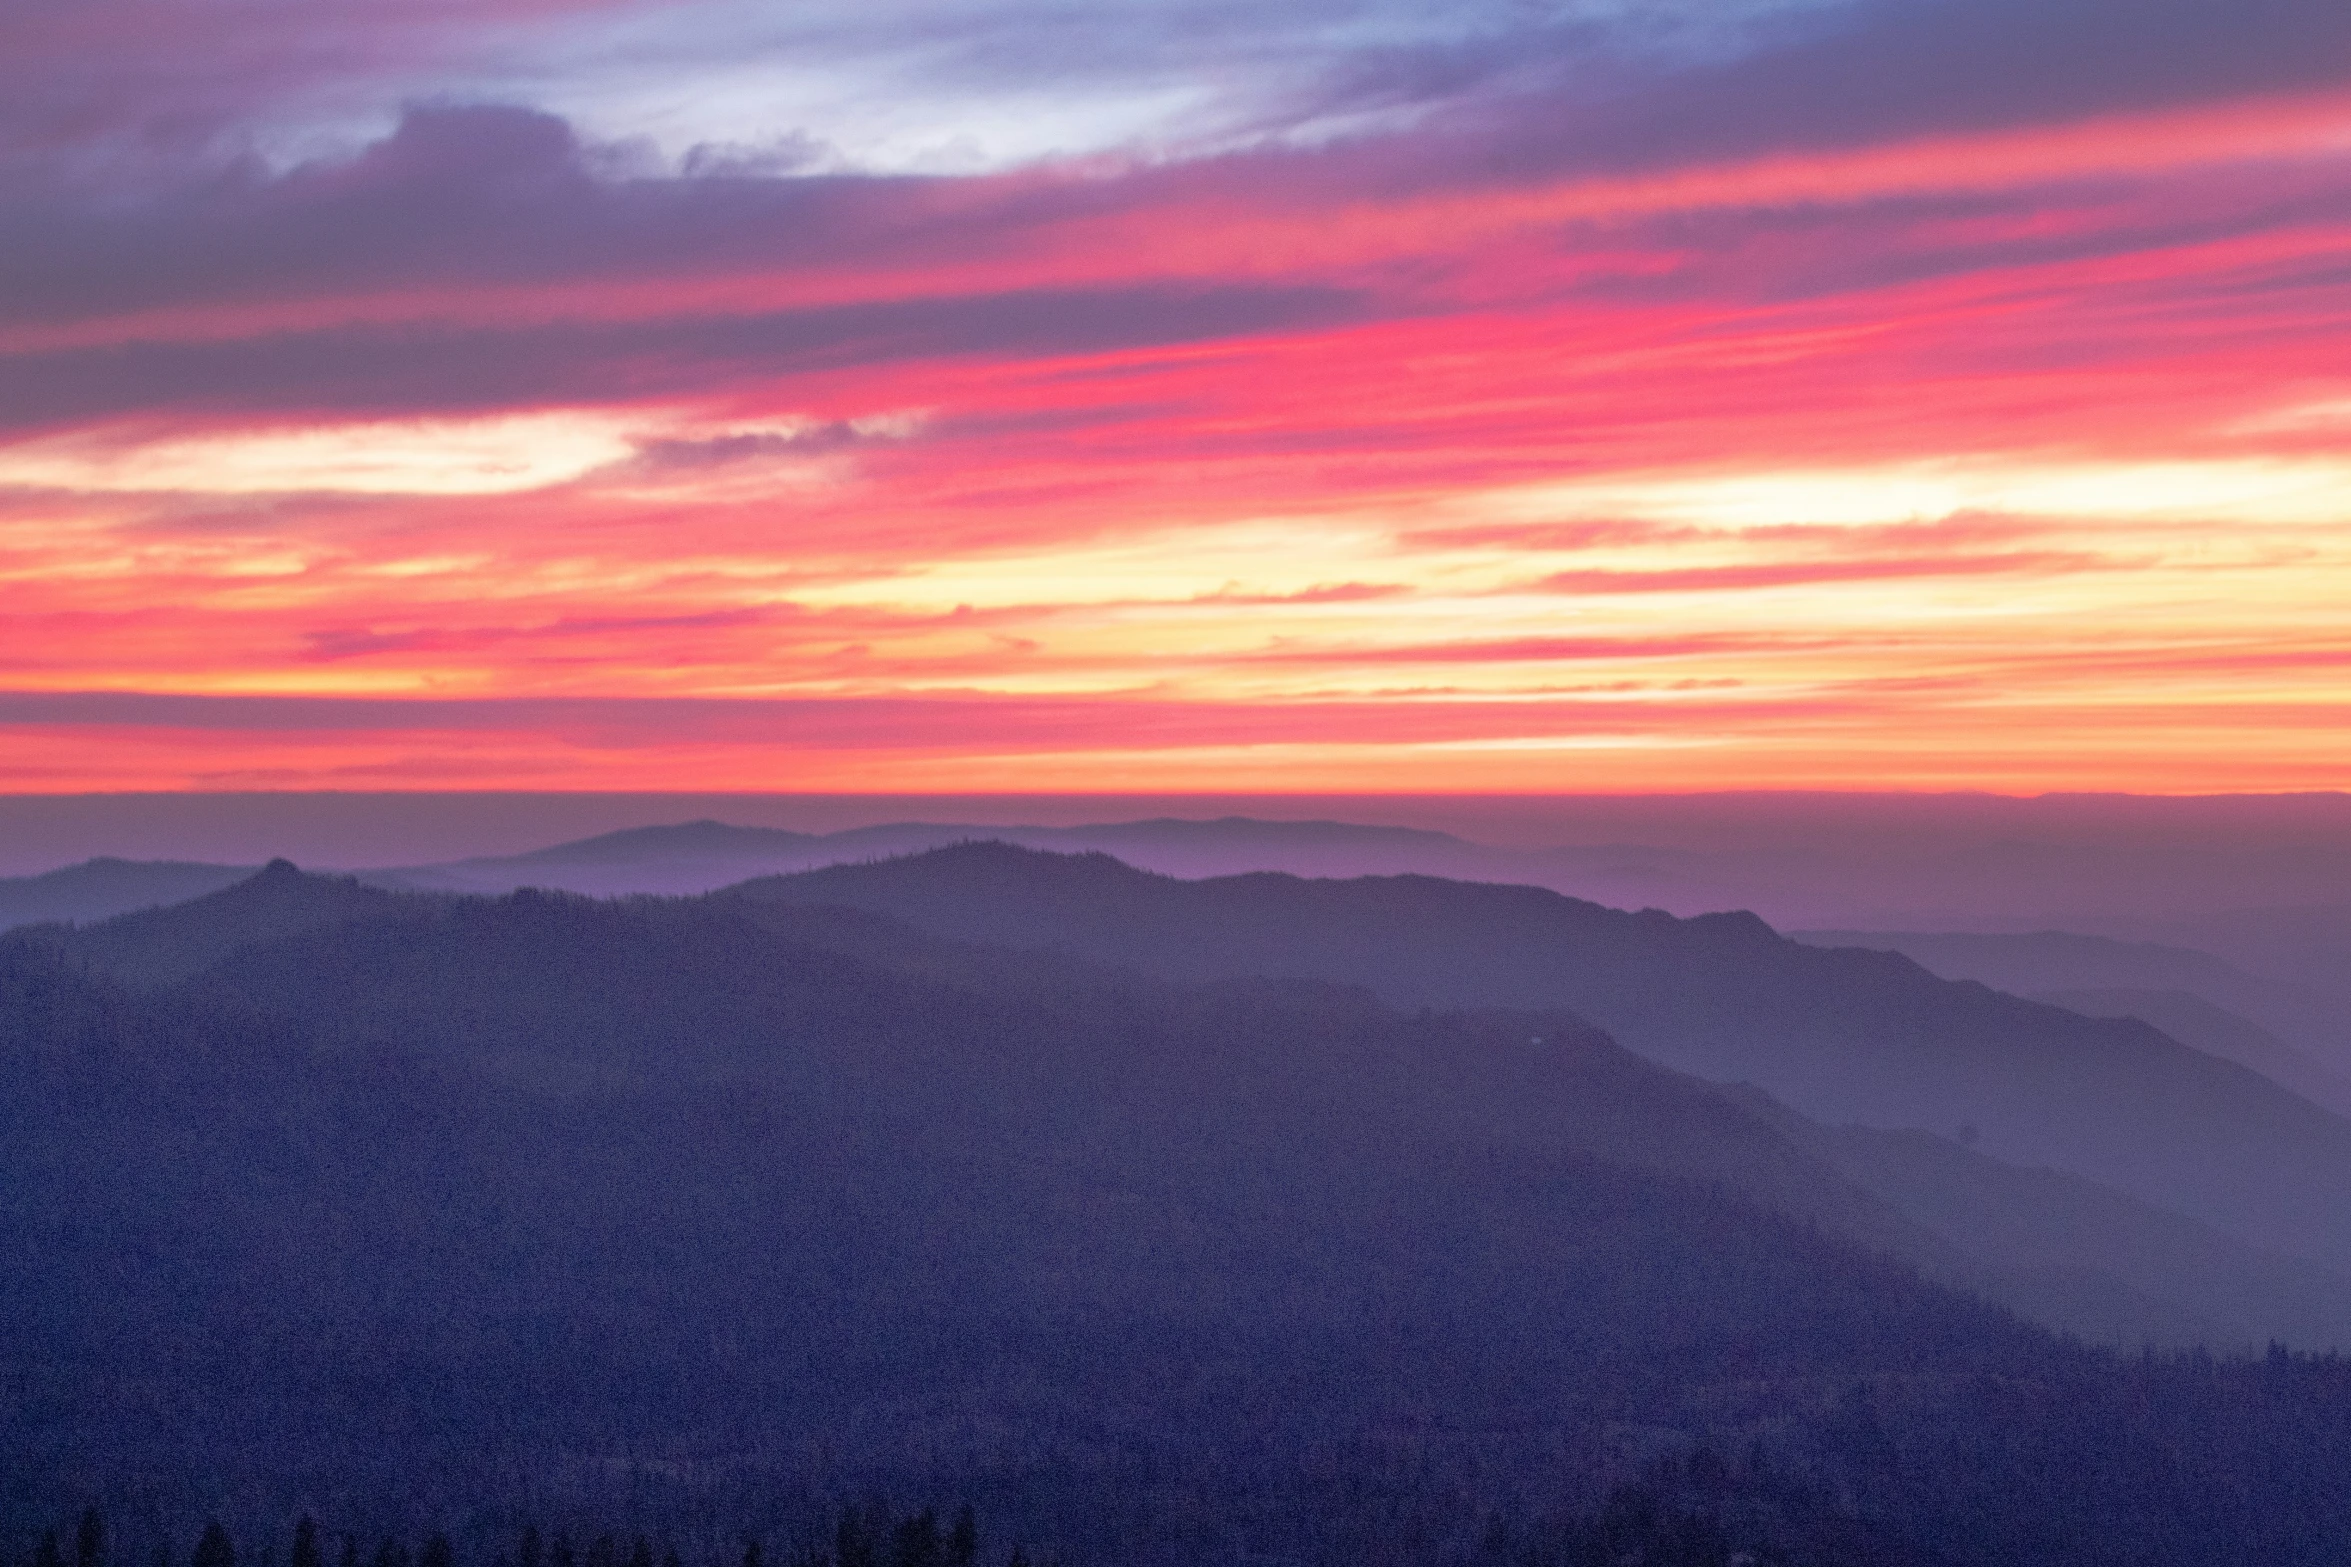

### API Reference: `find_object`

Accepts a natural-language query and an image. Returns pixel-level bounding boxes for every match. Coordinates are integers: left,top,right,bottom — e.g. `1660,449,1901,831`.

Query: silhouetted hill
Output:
1790,927,2351,1096
735,844,2351,1276
504,818,823,864
368,820,828,894
0,857,253,930
1734,1094,2351,1349
29,858,414,987
2020,987,2351,1115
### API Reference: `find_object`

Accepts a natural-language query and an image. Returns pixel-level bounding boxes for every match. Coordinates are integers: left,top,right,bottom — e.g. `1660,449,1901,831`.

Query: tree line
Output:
8,1508,1036,1567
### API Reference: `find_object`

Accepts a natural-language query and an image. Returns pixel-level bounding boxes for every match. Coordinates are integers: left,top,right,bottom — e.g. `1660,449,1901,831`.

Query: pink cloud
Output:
7,4,2351,793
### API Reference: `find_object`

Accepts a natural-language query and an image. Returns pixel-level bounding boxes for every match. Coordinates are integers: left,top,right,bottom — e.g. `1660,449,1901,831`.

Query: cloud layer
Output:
5,0,2350,791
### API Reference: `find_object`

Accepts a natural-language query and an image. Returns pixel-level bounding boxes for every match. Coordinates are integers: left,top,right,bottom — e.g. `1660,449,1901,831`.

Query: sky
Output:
4,0,2350,795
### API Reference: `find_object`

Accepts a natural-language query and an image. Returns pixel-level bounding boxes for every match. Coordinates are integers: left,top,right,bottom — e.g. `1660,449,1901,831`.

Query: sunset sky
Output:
6,0,2350,794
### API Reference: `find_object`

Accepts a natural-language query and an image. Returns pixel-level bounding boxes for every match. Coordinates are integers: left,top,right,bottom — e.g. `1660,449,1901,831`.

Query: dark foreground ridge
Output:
8,858,2351,1565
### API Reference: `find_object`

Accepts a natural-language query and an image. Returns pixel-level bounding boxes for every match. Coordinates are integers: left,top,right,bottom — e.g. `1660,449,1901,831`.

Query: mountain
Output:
358,813,1955,920
0,872,2011,1536
2025,987,2351,1118
733,842,2351,1279
366,819,831,894
18,866,2351,1566
1788,928,2351,1090
0,856,253,930
24,857,404,987
362,816,1496,898
47,862,2351,1354
1740,1094,2351,1349
2126,902,2351,1017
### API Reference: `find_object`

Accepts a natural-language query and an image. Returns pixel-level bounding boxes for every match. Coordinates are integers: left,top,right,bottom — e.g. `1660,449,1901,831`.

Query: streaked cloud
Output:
0,412,649,495
4,0,2350,791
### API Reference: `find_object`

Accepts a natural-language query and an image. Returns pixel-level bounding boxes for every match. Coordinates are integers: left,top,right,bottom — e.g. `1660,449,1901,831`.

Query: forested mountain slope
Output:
31,859,401,985
36,859,2351,1351
17,866,2351,1564
737,844,2351,1276
1788,927,2351,1104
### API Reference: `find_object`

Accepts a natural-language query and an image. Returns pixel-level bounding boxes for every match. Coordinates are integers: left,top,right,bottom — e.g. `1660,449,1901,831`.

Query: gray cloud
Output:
1443,0,2351,180
1,1,2342,437
0,277,1365,433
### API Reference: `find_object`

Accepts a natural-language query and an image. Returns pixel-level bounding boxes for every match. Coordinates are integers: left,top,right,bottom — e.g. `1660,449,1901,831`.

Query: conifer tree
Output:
623,1538,651,1567
291,1519,322,1567
945,1511,974,1567
34,1529,65,1567
419,1534,453,1567
889,1512,936,1567
833,1513,870,1567
77,1509,105,1567
516,1529,541,1567
191,1523,235,1567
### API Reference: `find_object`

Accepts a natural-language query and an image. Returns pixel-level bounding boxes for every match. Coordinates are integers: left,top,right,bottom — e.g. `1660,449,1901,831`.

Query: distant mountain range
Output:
15,812,2351,985
0,817,1510,924
2115,902,2351,1021
368,816,1501,896
1,815,1766,929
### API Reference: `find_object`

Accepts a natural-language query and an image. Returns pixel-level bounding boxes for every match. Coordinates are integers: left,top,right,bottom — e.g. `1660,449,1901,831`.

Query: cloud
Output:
1438,0,2351,182
8,3,2351,794
297,605,784,662
618,418,920,473
0,685,1918,752
1248,633,1814,664
0,0,1799,180
1533,551,2103,594
0,278,1365,433
0,410,643,494
1190,581,1411,606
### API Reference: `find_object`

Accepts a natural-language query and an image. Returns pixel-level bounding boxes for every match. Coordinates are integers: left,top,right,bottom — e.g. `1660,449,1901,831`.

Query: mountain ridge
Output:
731,841,2351,1278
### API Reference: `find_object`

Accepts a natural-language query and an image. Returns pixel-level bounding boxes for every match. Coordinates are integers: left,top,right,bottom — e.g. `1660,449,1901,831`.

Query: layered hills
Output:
1789,927,2351,1102
15,853,2351,1563
736,844,2351,1281
3,868,2025,1552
